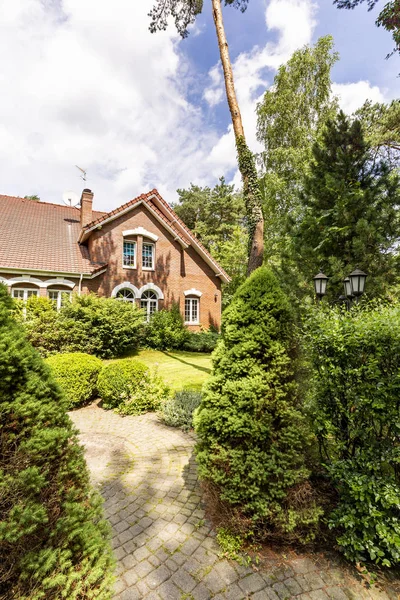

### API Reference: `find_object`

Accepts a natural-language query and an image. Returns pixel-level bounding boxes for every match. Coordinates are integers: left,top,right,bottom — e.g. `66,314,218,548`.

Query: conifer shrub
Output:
97,359,169,414
45,352,103,409
194,267,321,542
144,303,190,350
0,284,114,600
183,330,219,353
305,303,400,566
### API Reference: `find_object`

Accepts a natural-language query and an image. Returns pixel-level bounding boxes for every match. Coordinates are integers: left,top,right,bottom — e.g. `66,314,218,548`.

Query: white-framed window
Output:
185,297,199,324
48,289,72,310
116,288,136,303
12,288,39,302
123,240,137,268
142,242,155,270
140,290,158,321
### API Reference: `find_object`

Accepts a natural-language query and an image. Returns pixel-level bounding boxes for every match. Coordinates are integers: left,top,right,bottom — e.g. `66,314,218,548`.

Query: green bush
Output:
97,359,169,414
305,303,400,566
194,267,321,542
21,293,144,358
45,352,103,409
183,330,219,353
0,284,113,599
160,390,202,431
145,303,190,350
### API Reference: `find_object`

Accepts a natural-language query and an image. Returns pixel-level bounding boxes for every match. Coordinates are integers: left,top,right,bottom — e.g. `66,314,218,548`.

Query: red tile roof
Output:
0,191,230,283
0,195,106,274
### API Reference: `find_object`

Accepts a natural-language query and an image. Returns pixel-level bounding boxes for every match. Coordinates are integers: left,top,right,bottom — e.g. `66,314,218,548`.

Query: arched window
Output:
141,290,158,321
116,288,136,303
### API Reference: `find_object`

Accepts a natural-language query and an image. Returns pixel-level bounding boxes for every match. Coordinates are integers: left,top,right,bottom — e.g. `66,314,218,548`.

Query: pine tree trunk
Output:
211,0,264,274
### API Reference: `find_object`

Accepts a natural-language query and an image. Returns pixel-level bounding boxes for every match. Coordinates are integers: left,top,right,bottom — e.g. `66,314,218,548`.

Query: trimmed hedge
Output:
183,331,219,353
0,284,114,599
45,352,103,409
97,359,169,415
306,303,400,566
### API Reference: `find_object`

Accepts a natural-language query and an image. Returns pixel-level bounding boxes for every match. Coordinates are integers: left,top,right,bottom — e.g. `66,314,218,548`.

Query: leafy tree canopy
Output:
293,110,400,299
174,177,248,305
334,0,400,59
24,195,40,201
256,36,339,263
355,99,400,167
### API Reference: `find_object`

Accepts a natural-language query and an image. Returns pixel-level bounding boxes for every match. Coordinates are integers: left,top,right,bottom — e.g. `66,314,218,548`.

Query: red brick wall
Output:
83,204,222,329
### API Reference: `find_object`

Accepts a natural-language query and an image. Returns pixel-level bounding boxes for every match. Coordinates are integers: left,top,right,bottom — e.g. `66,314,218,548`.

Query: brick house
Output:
0,189,230,329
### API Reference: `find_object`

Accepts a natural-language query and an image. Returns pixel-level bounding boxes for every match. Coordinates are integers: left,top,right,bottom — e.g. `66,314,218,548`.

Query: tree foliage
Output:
0,285,114,599
194,267,321,541
355,98,400,167
148,0,248,37
305,303,400,565
256,36,339,264
174,177,248,305
334,0,400,60
292,110,400,299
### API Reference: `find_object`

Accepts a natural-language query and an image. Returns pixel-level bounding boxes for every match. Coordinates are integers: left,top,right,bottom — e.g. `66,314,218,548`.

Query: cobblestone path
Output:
70,405,398,600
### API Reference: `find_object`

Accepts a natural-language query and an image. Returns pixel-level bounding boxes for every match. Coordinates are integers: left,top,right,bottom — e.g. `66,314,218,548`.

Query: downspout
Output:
78,273,83,296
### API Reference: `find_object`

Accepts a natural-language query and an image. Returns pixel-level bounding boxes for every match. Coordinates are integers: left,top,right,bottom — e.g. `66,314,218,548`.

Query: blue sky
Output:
0,0,398,211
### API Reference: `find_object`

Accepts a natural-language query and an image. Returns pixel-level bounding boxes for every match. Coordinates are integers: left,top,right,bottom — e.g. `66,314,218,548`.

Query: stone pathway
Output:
70,405,398,600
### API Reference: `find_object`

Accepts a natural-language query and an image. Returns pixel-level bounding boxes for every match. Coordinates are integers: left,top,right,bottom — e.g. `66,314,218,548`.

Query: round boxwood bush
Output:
97,359,149,410
45,352,103,409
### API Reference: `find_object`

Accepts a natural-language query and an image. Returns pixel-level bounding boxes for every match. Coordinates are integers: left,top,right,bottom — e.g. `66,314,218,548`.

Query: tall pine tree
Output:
293,110,400,299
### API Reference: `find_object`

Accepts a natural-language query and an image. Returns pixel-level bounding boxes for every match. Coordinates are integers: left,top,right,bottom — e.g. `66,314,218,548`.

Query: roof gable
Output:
80,189,231,283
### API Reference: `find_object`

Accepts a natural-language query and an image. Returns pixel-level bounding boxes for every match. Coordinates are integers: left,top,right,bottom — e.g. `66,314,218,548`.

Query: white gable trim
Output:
138,283,164,300
9,276,43,287
111,282,140,298
0,276,9,285
43,278,75,289
184,288,202,298
123,227,159,242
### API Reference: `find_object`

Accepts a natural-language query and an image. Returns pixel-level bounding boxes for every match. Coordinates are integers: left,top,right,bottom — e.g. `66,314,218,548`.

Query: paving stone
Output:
191,582,213,600
144,565,171,590
157,580,182,600
238,573,266,594
309,591,330,600
272,582,292,599
201,570,226,594
171,569,197,593
213,583,245,600
252,590,280,600
284,577,303,595
119,587,141,600
214,560,238,586
134,559,153,578
123,569,139,587
324,588,350,600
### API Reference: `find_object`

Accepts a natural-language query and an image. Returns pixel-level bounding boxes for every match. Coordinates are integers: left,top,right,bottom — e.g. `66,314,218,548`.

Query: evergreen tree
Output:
0,285,114,600
293,110,400,299
194,267,321,540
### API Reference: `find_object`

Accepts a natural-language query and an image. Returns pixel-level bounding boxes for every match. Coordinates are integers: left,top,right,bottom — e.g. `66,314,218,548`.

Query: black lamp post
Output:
348,268,367,303
313,272,329,301
313,268,367,305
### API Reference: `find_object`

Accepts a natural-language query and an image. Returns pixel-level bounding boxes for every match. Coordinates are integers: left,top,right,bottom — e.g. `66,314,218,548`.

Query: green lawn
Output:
109,349,212,391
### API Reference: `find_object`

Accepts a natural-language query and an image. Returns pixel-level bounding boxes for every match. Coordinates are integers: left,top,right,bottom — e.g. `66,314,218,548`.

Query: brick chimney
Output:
80,188,93,228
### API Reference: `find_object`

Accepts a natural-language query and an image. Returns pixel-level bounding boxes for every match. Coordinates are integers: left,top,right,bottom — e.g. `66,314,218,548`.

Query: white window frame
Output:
142,241,155,271
11,287,39,302
185,297,199,325
47,289,72,310
115,288,136,303
123,239,137,269
140,290,158,321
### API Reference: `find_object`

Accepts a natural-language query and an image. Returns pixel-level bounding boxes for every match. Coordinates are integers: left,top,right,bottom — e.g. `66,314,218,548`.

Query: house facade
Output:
0,189,230,329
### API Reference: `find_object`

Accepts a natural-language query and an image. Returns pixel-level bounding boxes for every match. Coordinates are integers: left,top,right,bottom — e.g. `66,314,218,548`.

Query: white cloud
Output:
205,0,318,182
332,81,386,114
0,0,220,210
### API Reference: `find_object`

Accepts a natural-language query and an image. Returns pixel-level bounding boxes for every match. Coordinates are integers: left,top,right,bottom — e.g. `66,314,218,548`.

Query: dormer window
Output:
142,242,155,270
123,240,136,268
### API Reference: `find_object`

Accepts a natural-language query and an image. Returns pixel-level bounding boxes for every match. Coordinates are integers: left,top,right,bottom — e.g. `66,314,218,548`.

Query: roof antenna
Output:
75,165,87,182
